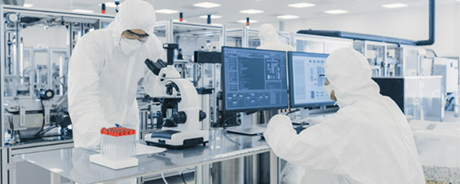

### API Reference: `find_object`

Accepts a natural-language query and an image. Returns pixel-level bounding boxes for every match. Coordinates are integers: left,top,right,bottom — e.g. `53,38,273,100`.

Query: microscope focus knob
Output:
172,112,187,124
199,110,207,121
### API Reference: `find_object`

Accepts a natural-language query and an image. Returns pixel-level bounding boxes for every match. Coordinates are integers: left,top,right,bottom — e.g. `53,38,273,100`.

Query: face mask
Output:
323,84,334,100
120,38,144,56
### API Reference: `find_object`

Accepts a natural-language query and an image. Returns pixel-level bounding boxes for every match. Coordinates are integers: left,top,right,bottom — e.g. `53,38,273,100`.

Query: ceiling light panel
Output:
72,9,95,14
193,2,221,8
155,9,179,14
239,9,264,14
199,15,223,19
237,20,258,23
277,15,299,19
382,3,408,8
288,3,315,8
324,9,348,14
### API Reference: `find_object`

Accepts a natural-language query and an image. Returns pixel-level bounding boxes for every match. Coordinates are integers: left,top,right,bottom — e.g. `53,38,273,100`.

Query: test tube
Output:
102,127,137,160
131,130,136,158
100,128,105,157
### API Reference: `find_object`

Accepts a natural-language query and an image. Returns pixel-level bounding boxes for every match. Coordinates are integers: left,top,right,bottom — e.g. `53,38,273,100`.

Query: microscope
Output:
144,43,209,149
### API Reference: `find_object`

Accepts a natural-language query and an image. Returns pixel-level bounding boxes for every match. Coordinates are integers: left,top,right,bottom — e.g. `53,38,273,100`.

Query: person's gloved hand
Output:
266,115,293,131
304,117,322,126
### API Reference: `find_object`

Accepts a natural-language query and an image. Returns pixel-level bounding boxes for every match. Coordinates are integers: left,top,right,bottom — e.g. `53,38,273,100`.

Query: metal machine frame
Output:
226,27,293,48
154,20,226,47
294,33,353,54
1,5,114,184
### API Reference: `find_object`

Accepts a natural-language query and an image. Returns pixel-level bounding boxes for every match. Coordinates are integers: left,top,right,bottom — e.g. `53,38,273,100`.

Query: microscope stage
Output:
145,129,209,149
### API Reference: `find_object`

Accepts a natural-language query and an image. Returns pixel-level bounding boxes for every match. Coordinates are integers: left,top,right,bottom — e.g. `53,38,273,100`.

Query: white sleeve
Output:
68,35,112,149
264,114,349,171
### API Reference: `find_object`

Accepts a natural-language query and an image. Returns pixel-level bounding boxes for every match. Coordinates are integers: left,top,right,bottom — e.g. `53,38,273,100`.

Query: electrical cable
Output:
222,114,241,128
222,114,242,146
8,116,15,142
286,109,300,116
34,99,46,138
9,116,14,133
223,130,241,146
180,169,187,184
39,125,59,136
161,172,169,184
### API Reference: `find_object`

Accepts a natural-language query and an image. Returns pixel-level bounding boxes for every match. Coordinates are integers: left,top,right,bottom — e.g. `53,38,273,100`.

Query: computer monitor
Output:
287,51,335,108
222,47,289,112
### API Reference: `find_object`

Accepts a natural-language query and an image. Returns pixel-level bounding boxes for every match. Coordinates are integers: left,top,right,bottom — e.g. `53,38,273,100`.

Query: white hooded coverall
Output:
69,0,165,150
257,24,295,51
264,48,426,184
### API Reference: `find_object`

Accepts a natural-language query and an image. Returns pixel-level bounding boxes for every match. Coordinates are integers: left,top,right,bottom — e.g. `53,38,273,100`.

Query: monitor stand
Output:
226,113,266,136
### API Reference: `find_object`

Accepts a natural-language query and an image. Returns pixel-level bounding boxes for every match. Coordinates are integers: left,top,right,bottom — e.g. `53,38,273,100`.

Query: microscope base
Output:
144,129,209,149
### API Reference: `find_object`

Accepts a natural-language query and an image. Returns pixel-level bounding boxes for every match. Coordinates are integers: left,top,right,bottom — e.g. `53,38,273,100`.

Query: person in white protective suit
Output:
257,24,295,51
264,48,426,184
69,0,165,150
256,23,300,183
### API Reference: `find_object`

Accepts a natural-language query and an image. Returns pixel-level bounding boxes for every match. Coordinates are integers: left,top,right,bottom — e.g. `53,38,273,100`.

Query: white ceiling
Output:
22,0,458,27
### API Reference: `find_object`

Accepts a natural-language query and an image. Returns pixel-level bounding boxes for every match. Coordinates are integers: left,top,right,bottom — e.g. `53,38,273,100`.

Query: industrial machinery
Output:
1,5,114,184
1,6,112,146
144,43,209,148
153,20,226,61
295,33,353,54
226,27,292,48
433,57,459,114
373,76,444,121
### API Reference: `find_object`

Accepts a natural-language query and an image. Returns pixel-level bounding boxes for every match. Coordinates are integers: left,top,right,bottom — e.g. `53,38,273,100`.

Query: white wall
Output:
265,4,460,57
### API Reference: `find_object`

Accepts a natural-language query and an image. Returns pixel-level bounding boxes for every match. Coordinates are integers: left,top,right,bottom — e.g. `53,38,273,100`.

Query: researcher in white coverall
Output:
264,48,426,184
69,0,165,150
257,24,294,51
256,23,301,183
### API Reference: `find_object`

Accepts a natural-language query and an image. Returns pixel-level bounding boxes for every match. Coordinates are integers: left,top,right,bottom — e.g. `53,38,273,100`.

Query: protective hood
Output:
257,24,295,51
324,48,381,108
259,24,280,46
106,0,156,46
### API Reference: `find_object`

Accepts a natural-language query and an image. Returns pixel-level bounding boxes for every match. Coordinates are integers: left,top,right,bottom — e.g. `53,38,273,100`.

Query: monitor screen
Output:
222,47,289,112
288,52,335,108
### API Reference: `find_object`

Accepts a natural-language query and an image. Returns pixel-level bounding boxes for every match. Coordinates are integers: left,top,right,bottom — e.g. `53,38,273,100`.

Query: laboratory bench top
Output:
14,119,460,184
14,130,270,184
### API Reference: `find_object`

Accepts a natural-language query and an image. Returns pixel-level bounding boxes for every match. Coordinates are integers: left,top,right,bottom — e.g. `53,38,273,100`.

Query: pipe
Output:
296,30,417,45
296,0,436,46
416,0,435,46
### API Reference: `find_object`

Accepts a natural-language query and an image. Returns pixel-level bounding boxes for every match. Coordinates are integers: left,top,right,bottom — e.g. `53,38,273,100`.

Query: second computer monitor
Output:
222,47,289,112
288,52,335,108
